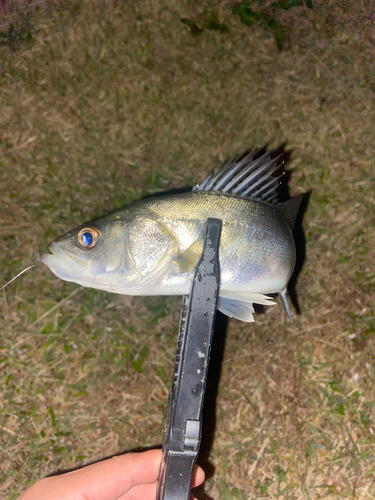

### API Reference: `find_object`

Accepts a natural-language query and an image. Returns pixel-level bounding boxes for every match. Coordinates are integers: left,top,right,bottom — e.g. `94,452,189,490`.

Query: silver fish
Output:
41,150,301,322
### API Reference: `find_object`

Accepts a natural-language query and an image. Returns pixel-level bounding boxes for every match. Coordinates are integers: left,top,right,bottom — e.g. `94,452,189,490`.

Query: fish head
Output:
40,214,136,292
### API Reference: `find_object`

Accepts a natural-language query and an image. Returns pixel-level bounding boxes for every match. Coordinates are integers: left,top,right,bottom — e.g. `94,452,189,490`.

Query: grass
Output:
1,0,375,498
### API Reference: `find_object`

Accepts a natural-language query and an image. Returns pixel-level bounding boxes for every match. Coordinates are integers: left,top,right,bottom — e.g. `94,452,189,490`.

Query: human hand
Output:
18,449,205,500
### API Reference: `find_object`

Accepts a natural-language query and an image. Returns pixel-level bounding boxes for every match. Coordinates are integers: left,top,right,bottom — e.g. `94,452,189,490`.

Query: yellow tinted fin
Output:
175,238,204,274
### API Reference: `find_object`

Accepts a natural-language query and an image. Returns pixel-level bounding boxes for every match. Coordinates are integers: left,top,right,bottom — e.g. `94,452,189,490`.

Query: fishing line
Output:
0,263,37,291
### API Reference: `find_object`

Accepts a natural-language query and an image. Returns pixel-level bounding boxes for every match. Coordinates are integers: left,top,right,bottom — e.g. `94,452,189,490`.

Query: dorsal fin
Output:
279,196,302,229
193,149,284,204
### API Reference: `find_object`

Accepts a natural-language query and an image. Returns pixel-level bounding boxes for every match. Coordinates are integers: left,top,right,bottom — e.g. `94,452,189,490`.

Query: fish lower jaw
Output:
40,251,88,279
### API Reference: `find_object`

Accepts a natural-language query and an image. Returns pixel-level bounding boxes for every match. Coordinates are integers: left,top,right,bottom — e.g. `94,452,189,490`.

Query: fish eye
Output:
77,228,100,249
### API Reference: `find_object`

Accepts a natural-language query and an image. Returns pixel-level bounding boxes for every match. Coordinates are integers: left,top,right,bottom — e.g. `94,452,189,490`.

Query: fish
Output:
41,149,301,322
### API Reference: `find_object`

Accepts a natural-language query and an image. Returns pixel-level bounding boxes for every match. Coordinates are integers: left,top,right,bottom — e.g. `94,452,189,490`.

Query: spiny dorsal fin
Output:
193,149,284,204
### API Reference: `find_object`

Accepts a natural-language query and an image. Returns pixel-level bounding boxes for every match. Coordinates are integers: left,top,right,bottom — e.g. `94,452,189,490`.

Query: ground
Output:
0,1,374,499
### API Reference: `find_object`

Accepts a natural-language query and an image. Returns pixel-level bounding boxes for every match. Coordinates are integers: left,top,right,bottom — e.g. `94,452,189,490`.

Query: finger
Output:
192,464,205,487
117,465,205,500
118,481,156,500
117,483,200,500
117,464,205,500
18,449,162,500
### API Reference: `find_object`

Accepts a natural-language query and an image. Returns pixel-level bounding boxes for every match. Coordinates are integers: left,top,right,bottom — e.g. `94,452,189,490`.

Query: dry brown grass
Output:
1,1,375,498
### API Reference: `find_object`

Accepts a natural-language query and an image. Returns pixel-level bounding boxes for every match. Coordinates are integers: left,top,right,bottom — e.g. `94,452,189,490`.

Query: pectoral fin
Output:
174,238,204,274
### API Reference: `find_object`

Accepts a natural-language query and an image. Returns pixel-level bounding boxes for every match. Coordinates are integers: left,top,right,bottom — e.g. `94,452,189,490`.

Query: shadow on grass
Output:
288,190,311,315
195,311,229,500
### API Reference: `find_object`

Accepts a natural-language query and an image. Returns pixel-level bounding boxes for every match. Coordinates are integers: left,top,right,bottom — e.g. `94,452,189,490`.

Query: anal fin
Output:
279,287,293,322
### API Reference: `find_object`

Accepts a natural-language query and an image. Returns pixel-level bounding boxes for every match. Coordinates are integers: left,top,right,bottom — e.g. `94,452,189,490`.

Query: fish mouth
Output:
41,243,88,280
